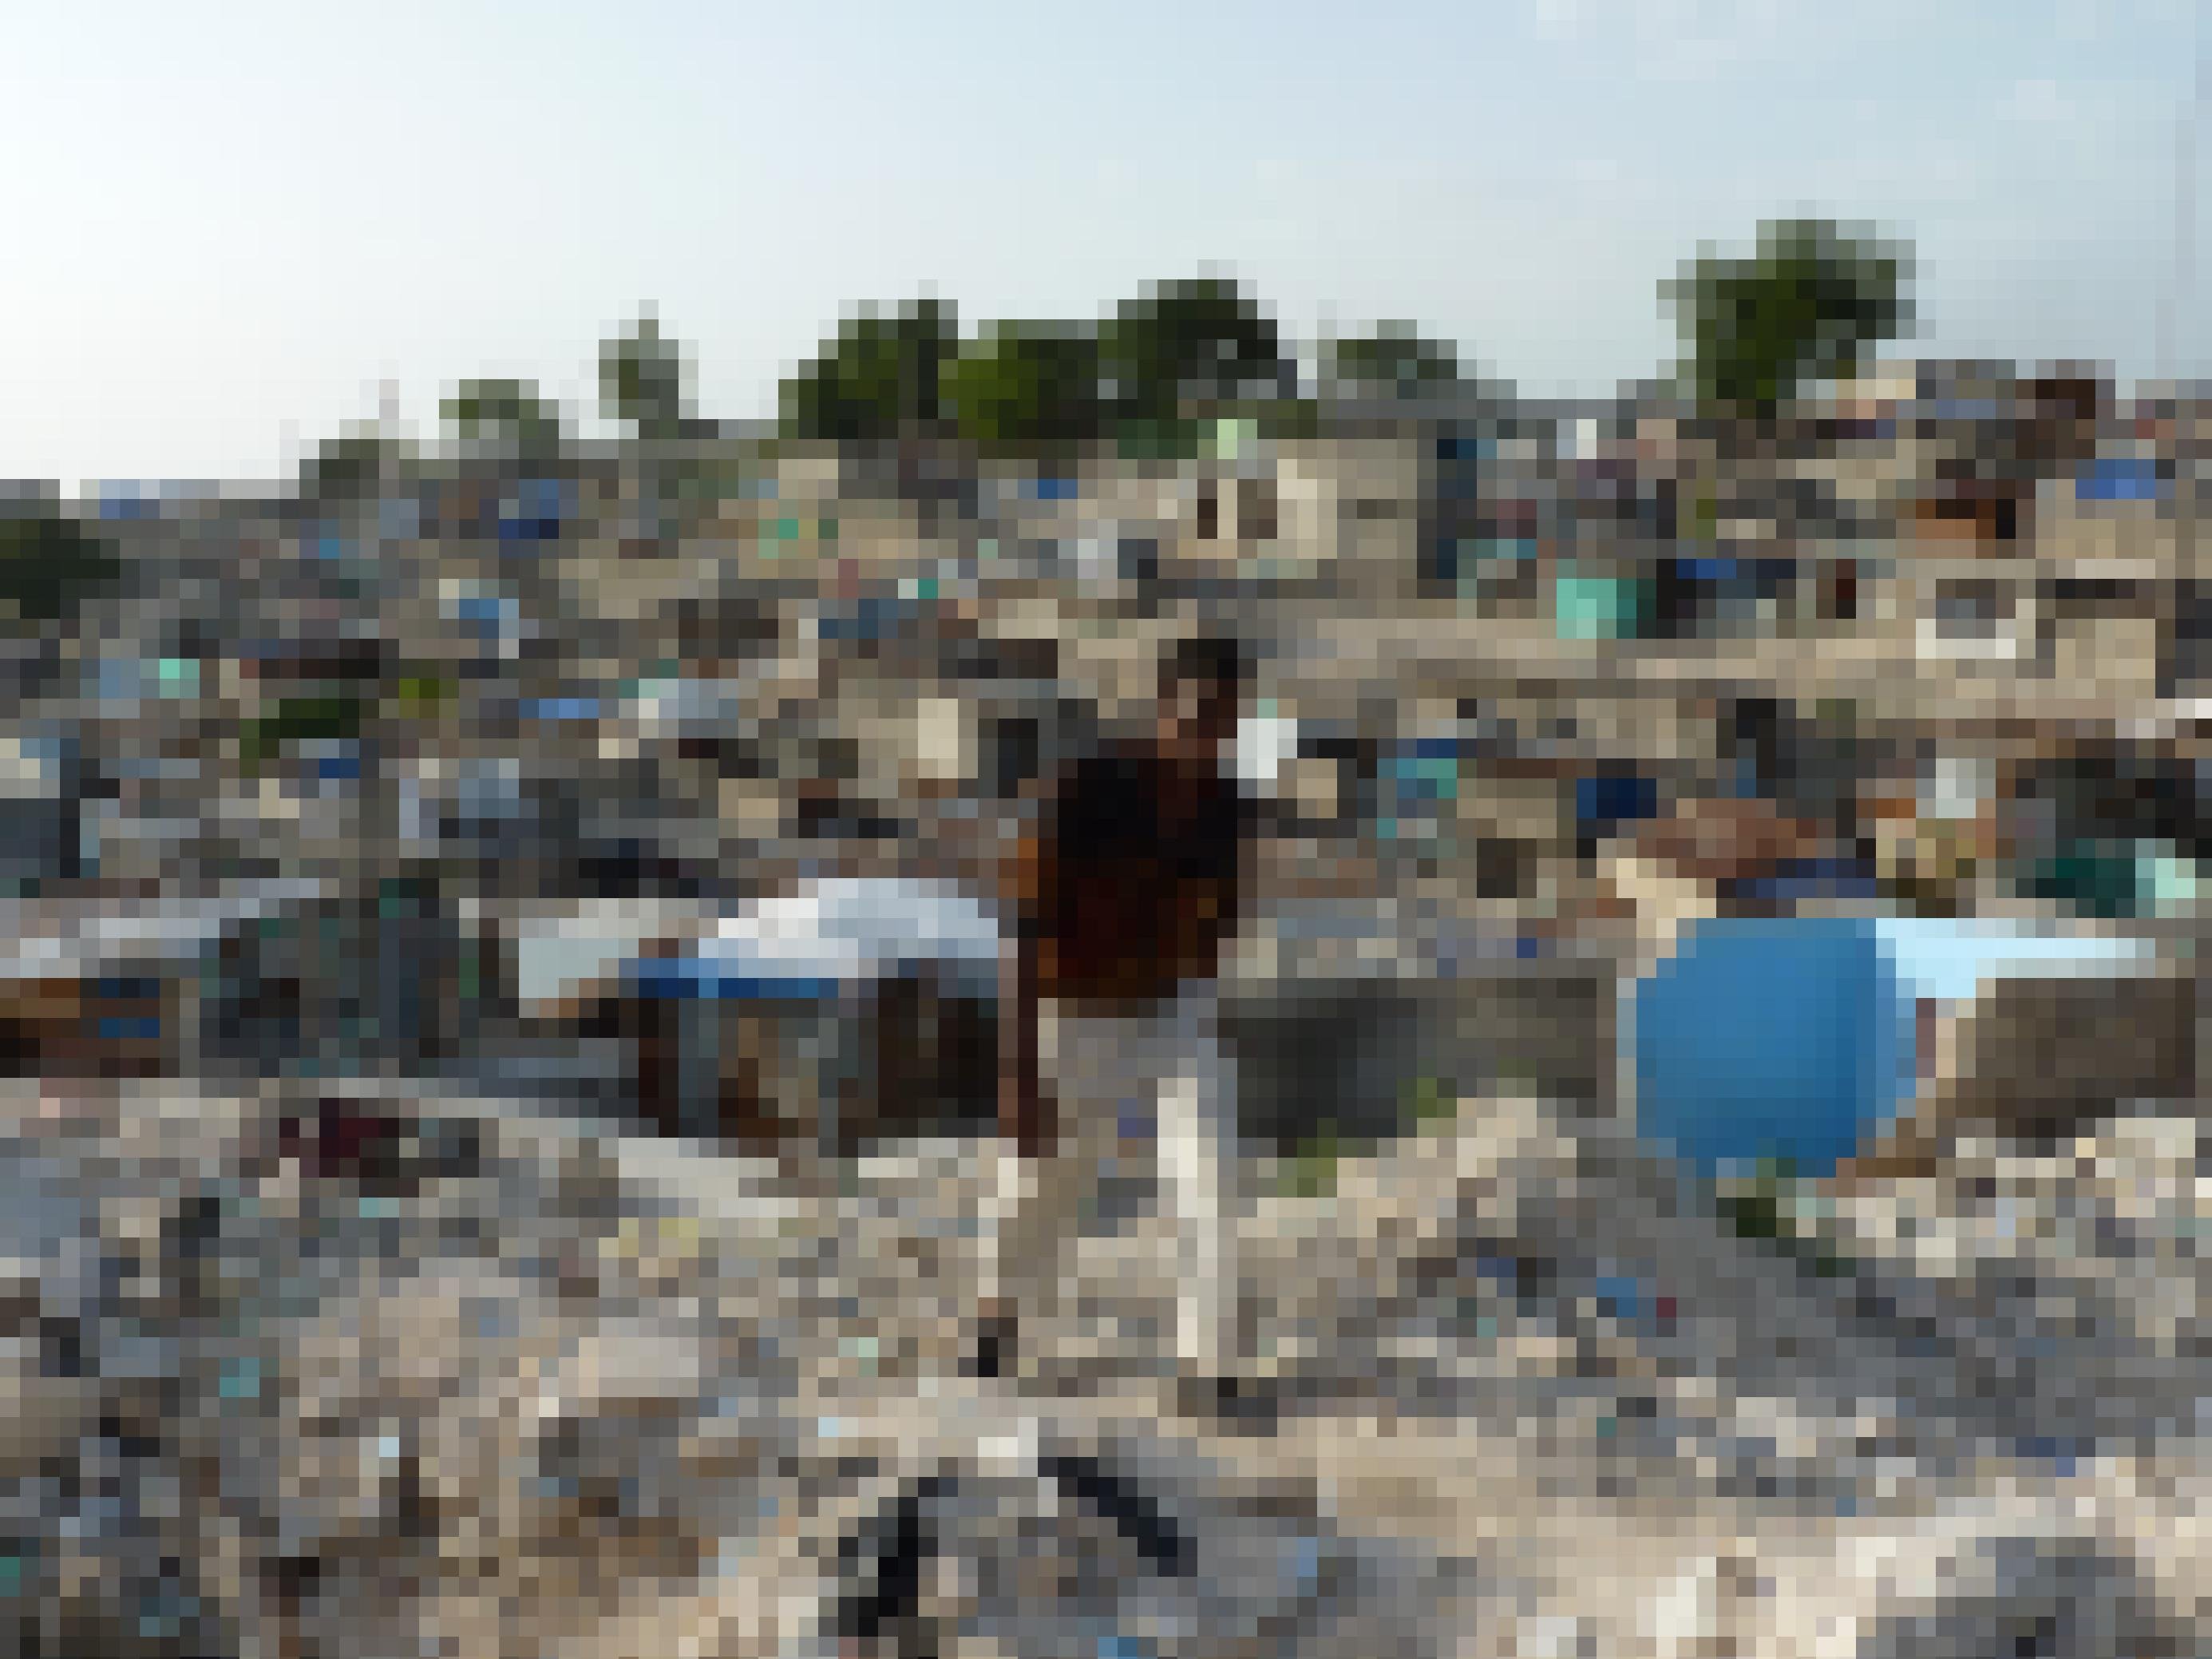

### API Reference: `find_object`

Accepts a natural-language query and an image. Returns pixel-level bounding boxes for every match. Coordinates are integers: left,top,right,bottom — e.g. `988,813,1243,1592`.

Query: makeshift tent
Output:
612,877,1008,1149
625,877,1005,1003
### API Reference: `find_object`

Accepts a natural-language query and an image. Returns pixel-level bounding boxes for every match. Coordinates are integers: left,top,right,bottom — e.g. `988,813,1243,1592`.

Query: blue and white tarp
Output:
626,877,1007,1003
1631,915,2158,1179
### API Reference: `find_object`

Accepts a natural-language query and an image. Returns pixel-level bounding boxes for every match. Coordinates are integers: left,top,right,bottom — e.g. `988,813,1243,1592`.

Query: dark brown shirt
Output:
1021,739,1252,1012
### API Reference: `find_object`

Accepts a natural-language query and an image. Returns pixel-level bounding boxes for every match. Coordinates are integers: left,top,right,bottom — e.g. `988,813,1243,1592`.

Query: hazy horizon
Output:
5,0,2206,493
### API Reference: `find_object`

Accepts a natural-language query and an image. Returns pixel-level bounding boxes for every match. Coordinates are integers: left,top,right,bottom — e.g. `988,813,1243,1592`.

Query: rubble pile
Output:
0,1074,2203,1657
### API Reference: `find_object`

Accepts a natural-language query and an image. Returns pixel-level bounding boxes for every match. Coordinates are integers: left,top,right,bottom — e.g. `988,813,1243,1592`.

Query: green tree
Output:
599,311,691,439
1660,217,1913,420
0,503,120,627
440,378,567,457
1100,276,1295,438
300,422,413,502
1323,323,1462,401
779,298,957,444
942,320,1104,458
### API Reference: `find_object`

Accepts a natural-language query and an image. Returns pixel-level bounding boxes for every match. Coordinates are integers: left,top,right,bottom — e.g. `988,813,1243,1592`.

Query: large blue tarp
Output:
817,596,924,643
2077,457,2167,502
1575,772,1660,835
519,697,601,724
498,477,572,544
1632,917,1914,1179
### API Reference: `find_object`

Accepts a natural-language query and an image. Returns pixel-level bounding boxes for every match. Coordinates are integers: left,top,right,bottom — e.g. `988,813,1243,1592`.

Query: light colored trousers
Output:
981,982,1242,1375
682,875,1244,1371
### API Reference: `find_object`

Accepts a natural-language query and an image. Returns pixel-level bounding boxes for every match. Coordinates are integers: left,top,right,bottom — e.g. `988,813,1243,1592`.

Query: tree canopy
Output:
0,505,120,627
777,279,1308,453
1100,276,1295,432
941,320,1104,458
440,378,568,457
300,424,414,502
599,312,691,438
778,298,958,445
1323,323,1462,401
1661,217,1913,419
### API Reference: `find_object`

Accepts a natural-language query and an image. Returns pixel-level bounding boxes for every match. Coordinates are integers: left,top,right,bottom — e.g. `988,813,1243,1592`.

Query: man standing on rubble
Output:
975,632,1265,1419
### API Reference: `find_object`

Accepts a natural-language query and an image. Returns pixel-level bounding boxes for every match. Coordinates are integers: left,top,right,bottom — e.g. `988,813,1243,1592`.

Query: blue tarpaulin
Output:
1633,917,1914,1179
97,489,158,521
619,877,1006,1004
1575,772,1660,835
2077,458,2167,502
1399,736,1468,763
1675,556,1798,592
627,961,841,1003
1384,750,1458,806
817,596,922,643
499,478,571,544
1632,917,2158,1178
520,698,600,723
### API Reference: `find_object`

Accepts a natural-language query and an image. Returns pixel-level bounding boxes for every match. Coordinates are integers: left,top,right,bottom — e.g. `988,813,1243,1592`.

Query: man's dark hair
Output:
1161,632,1252,697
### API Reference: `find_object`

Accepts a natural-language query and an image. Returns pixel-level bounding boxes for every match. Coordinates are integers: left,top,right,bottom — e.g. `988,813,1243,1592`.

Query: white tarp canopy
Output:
694,877,1006,998
516,878,1010,1008
510,897,716,1007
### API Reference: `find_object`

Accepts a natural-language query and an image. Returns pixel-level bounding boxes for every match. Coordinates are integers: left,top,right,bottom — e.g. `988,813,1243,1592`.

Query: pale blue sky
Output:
2,0,2204,489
